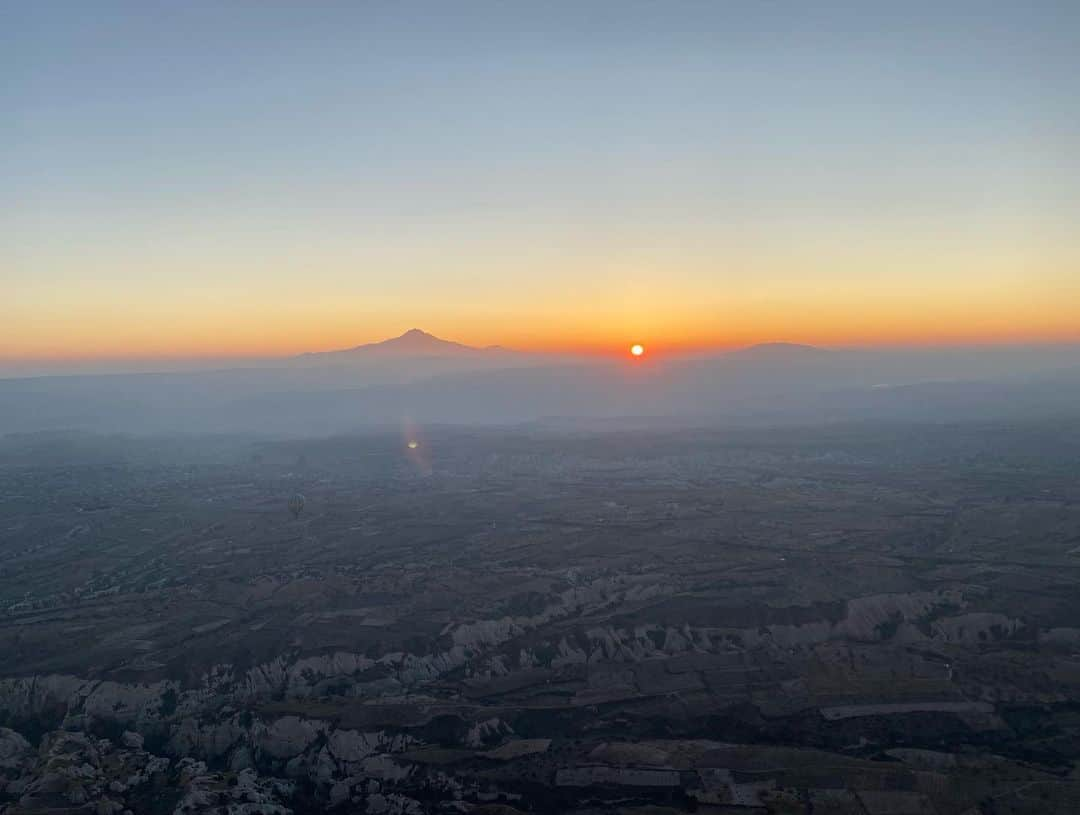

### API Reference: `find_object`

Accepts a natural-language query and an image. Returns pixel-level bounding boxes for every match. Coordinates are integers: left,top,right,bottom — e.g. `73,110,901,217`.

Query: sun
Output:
630,344,645,357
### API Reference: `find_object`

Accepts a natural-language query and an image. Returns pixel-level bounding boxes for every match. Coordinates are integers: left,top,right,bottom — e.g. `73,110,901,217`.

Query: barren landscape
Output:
3,420,1080,814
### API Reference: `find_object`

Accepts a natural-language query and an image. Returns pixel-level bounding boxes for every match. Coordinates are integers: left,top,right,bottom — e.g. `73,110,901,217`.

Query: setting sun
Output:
630,344,645,357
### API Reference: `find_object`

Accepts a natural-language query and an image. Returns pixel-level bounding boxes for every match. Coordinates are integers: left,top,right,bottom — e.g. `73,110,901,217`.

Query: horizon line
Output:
3,331,1080,370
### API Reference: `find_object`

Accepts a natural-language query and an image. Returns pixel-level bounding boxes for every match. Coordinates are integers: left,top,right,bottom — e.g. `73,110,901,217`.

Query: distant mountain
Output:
299,328,494,360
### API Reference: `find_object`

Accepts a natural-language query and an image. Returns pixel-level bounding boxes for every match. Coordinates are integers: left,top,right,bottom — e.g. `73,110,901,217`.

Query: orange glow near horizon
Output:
5,212,1078,365
3,279,1080,364
3,322,1079,366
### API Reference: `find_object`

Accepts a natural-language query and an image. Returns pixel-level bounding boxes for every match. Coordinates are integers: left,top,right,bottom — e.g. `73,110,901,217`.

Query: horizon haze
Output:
1,326,1077,435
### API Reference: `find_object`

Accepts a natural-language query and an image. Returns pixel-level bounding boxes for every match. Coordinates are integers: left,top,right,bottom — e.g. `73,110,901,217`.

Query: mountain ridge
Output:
298,328,488,359
299,330,829,361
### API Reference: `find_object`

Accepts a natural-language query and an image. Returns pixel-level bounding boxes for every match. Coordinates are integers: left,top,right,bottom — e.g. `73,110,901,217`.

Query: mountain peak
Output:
297,328,485,359
374,328,469,352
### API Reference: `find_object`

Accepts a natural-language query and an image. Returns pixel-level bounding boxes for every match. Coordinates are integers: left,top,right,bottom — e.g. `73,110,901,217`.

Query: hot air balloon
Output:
288,493,305,519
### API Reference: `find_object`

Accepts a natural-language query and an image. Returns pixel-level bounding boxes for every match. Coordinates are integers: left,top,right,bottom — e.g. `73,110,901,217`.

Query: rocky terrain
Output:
3,422,1080,813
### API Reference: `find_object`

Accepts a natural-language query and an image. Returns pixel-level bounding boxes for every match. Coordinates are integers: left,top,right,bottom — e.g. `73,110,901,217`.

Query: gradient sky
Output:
4,1,1079,360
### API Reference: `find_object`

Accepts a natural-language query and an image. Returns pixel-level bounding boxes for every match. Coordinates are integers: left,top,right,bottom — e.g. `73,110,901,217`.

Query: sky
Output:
4,1,1079,362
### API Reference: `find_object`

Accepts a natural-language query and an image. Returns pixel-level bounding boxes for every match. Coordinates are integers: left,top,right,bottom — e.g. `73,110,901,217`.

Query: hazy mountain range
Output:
1,330,1077,435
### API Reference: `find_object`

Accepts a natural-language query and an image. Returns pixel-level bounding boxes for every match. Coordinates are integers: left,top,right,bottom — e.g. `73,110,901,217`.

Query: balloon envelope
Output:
288,494,305,518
